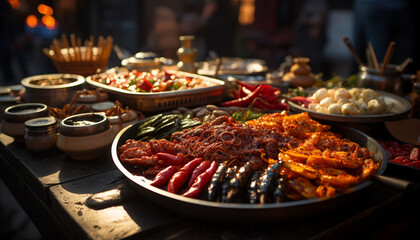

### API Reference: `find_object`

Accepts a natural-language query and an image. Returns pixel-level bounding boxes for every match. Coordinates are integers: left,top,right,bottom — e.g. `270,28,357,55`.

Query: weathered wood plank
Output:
0,133,116,203
49,169,182,240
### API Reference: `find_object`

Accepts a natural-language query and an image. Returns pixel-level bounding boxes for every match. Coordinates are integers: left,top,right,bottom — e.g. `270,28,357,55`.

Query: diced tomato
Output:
136,79,153,91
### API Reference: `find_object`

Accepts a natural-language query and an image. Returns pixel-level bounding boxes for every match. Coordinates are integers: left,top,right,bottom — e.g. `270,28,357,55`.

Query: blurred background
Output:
2,0,419,86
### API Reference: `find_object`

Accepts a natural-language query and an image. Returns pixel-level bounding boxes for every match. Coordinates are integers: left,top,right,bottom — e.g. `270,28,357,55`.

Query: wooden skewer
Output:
61,33,70,49
381,41,396,71
89,35,95,61
367,41,379,70
86,35,94,62
97,35,104,62
102,36,113,62
84,39,89,61
365,48,373,68
70,34,80,62
343,37,365,66
52,39,65,62
397,57,412,71
77,37,83,61
42,48,55,61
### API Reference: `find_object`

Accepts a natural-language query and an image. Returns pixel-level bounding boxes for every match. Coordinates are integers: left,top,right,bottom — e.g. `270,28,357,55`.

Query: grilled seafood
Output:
118,112,380,203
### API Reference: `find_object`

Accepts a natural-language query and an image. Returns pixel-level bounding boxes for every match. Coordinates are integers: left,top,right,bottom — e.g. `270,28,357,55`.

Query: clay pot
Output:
282,57,316,88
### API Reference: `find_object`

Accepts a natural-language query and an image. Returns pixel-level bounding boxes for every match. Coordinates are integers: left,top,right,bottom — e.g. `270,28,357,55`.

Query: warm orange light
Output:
42,15,56,29
38,4,54,16
8,0,20,9
239,0,255,25
26,15,38,28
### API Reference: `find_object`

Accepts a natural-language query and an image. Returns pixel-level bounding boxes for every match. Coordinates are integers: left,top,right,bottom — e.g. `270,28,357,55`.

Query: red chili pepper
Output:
231,89,239,99
183,161,218,198
220,85,263,107
289,96,313,107
236,80,257,91
253,98,289,111
188,160,211,187
156,152,186,166
167,158,203,193
241,86,252,96
150,165,178,187
260,90,281,103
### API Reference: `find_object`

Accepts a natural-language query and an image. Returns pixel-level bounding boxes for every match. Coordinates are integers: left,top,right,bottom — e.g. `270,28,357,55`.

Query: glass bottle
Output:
177,35,197,73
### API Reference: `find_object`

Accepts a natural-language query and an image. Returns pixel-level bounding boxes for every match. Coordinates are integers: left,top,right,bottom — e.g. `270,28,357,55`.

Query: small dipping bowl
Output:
56,113,114,160
1,103,49,142
24,116,58,152
0,94,21,120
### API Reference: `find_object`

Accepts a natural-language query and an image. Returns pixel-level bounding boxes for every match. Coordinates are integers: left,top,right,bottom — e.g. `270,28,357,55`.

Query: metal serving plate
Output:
288,90,411,123
197,57,268,76
111,119,387,223
86,71,225,112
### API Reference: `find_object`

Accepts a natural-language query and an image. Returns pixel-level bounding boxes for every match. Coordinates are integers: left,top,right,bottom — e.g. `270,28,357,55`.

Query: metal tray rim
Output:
85,71,226,98
111,118,387,219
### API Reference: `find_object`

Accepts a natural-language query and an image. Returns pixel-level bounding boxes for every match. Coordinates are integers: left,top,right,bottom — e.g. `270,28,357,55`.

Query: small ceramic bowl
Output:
56,113,115,160
1,103,49,142
107,110,138,136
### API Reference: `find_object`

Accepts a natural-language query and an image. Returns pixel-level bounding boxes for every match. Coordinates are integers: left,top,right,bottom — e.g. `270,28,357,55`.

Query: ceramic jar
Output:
107,110,138,136
177,35,197,73
1,103,49,142
56,113,115,160
282,57,316,88
24,116,58,152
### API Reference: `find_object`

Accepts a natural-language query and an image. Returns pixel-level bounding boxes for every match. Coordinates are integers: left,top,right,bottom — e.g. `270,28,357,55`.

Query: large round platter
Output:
111,117,387,223
288,90,411,123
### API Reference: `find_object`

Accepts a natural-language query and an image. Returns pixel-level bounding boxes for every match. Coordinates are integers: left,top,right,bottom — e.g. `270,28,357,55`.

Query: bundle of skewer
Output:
343,37,412,72
43,34,113,76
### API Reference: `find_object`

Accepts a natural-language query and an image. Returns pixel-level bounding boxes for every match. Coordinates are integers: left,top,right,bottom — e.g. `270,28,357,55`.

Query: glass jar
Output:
24,117,58,152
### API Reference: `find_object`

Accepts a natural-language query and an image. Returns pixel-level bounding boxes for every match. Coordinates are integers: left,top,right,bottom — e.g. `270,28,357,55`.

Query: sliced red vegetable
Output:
150,165,178,187
188,161,211,187
183,161,218,198
137,79,153,91
236,80,257,91
220,85,262,107
167,158,203,193
156,152,186,166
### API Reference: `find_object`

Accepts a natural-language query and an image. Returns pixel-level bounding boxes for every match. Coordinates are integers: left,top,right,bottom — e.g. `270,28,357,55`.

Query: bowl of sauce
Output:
56,113,115,160
21,73,85,108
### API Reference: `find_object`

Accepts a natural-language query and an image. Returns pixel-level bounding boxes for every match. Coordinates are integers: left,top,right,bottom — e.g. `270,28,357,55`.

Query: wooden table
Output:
0,132,419,240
